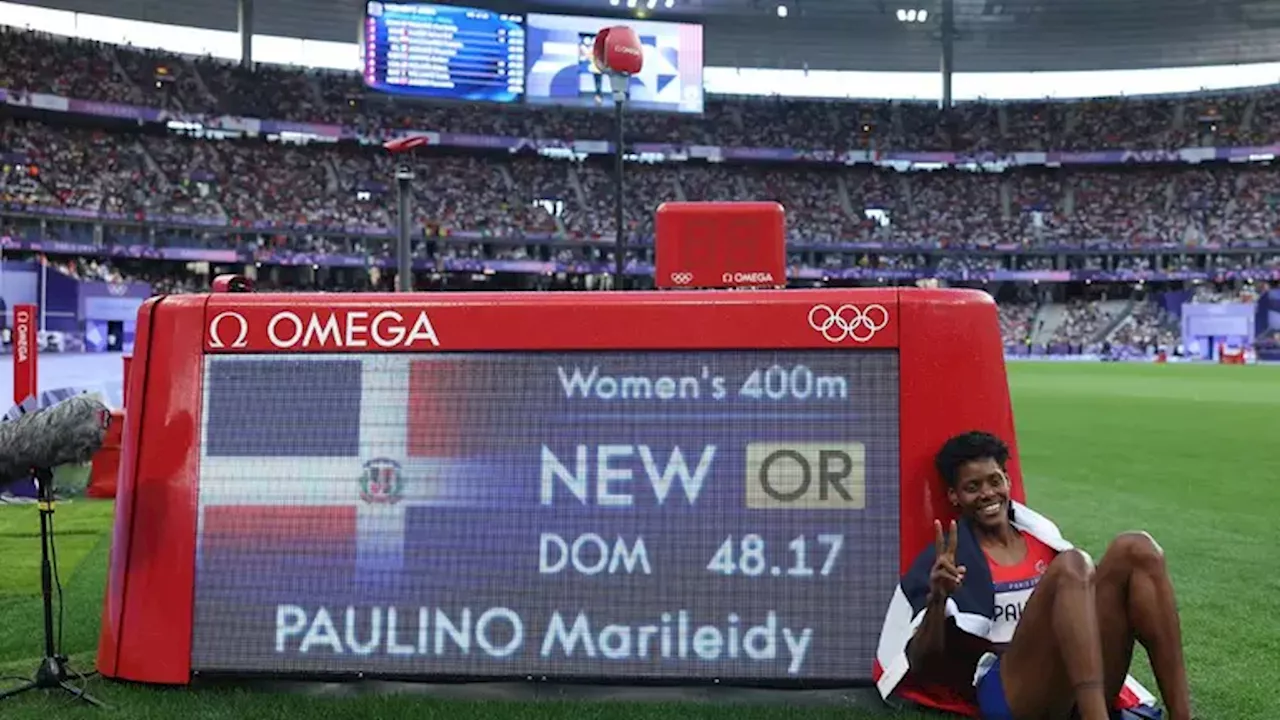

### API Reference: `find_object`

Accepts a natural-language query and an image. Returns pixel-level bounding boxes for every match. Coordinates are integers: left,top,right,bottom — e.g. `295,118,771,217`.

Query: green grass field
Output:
1,363,1277,719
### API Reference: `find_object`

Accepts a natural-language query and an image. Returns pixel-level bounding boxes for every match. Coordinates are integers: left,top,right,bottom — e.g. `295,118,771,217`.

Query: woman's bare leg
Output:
1094,532,1192,720
1091,537,1135,702
999,535,1193,720
1000,549,1111,720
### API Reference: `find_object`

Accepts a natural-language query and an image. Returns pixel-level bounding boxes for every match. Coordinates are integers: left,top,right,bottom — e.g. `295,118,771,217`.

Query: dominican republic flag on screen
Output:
872,500,1160,718
196,355,519,580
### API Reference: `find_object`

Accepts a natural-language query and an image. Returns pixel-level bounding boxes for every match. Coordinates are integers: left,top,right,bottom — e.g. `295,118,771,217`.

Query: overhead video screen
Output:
361,1,525,102
524,13,703,113
190,351,900,680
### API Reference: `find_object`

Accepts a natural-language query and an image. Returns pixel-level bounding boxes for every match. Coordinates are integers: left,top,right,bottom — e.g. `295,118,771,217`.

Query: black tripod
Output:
0,468,105,708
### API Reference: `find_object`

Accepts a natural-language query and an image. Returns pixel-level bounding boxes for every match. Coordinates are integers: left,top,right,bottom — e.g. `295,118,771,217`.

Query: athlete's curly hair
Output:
934,431,1010,488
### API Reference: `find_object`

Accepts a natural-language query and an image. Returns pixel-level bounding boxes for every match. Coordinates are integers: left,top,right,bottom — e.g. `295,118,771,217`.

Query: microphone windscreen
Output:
0,395,111,481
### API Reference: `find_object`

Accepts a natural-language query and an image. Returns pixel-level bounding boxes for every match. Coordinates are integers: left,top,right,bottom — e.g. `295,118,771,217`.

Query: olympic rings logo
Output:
807,304,890,343
669,272,694,285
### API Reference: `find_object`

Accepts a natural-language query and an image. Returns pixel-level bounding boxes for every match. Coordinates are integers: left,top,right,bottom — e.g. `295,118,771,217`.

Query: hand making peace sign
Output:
929,519,966,600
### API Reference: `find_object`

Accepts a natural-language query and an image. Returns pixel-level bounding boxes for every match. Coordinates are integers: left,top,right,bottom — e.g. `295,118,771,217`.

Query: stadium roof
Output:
16,0,1280,73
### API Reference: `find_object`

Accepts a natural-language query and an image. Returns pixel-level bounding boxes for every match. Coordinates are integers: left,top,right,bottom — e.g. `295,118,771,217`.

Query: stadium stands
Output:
7,116,1280,249
1,26,1276,360
5,28,1276,154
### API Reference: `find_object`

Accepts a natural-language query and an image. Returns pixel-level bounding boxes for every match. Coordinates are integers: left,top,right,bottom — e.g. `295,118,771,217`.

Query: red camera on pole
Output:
383,135,430,154
593,25,644,287
592,26,643,98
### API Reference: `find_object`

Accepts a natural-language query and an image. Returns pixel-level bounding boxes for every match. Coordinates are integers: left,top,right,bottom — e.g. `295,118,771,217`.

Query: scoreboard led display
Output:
362,1,525,102
97,288,1025,687
524,13,704,113
190,350,899,678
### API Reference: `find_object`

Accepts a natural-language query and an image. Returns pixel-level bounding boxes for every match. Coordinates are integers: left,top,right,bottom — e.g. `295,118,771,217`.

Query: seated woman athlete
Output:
874,431,1193,720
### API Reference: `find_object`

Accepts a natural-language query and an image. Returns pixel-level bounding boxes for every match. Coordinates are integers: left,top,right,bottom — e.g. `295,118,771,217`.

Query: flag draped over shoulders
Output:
871,501,1158,717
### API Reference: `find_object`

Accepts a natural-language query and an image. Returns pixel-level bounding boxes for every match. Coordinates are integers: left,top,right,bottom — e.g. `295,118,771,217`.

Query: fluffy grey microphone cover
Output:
0,395,111,480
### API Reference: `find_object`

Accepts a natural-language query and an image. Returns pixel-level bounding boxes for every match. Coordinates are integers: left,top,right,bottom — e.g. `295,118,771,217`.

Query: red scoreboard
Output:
98,287,1023,686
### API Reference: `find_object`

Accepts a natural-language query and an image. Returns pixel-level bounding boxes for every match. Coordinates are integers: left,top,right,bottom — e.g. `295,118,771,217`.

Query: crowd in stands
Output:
1189,285,1259,304
1,29,1280,247
1,27,1277,359
8,28,1280,153
997,295,1202,356
7,28,1280,153
997,302,1037,346
1109,301,1180,354
10,246,1267,359
5,118,1280,248
1051,299,1123,347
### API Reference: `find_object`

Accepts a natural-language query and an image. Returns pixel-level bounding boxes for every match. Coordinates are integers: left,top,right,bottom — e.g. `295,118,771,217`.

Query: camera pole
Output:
383,135,430,293
395,164,414,293
594,26,642,291
613,90,626,290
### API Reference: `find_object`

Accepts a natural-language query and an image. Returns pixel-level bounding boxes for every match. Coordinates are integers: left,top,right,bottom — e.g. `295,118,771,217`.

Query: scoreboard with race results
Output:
97,288,1026,687
188,349,899,679
362,1,524,102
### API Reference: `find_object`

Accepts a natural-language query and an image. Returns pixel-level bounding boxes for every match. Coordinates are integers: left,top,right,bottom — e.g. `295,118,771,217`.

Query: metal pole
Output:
238,0,254,69
0,249,7,343
395,165,414,292
940,0,955,109
39,259,46,331
614,96,625,290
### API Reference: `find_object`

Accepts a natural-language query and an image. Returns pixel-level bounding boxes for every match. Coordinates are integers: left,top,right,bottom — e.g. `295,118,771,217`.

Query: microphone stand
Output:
0,467,105,708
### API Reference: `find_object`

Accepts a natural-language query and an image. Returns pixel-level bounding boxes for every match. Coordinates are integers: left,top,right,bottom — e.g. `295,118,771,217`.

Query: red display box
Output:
654,202,786,290
97,287,1023,686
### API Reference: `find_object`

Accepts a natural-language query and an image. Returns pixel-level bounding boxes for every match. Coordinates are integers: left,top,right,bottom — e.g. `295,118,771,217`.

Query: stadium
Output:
0,0,1277,718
